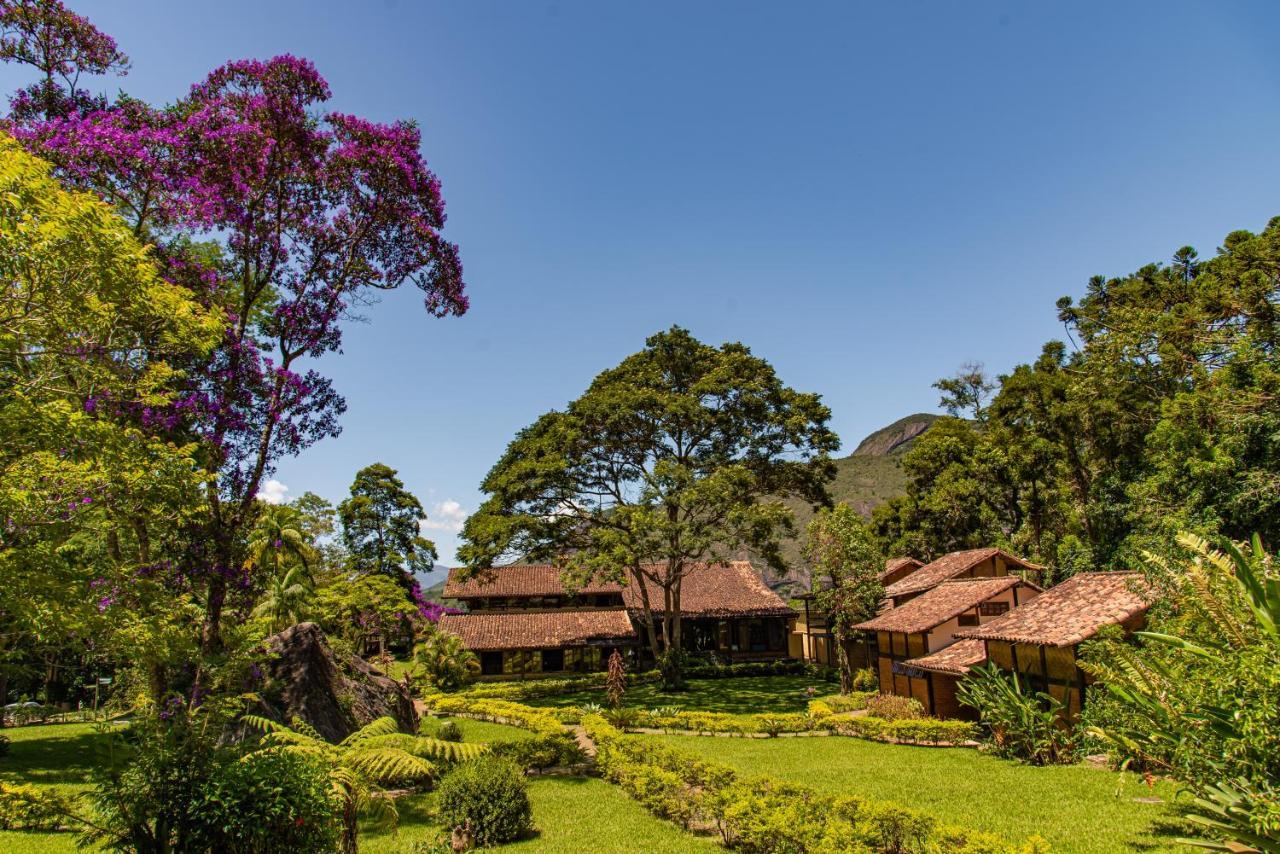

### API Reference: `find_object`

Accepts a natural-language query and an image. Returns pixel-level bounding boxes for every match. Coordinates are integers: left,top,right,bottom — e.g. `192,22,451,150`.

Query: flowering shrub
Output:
866,693,925,721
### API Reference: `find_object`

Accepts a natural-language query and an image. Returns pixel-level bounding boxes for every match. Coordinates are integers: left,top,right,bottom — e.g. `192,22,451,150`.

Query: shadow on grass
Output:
1,728,105,787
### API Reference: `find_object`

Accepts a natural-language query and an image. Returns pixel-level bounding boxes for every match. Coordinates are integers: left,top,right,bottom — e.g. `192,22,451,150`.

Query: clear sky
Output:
7,2,1280,567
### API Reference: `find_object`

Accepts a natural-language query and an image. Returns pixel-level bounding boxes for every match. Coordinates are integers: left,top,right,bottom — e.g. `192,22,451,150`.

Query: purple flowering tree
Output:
3,6,467,661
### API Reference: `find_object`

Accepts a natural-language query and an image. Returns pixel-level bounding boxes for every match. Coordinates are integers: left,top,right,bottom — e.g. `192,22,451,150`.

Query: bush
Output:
814,692,874,714
866,693,924,721
425,696,564,736
489,733,585,770
0,781,71,831
831,714,977,746
851,668,879,692
413,630,478,691
435,720,462,742
190,748,342,853
436,756,533,847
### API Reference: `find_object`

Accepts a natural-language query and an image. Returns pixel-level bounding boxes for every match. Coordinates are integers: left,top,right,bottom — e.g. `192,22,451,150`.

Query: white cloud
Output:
422,499,467,534
257,479,289,505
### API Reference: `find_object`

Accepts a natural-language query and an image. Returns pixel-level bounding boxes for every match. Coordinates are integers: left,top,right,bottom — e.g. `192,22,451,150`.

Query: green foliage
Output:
460,326,838,689
864,694,924,722
802,503,884,692
957,664,1076,765
435,756,533,847
434,720,462,743
488,733,585,770
605,648,627,709
339,462,436,590
1082,533,1280,850
423,696,565,737
411,629,478,692
187,748,342,853
313,572,415,656
830,715,977,746
851,668,879,692
0,781,72,831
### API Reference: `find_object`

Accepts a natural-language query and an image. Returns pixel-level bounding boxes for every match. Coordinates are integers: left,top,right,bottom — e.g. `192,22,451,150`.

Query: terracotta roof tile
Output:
445,561,794,618
880,556,924,583
882,548,1043,599
438,609,636,651
956,572,1153,647
904,638,988,675
854,576,1034,634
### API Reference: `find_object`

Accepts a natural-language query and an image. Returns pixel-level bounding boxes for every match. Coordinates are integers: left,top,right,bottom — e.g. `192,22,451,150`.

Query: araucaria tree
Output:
460,327,838,689
1,1,467,678
339,463,437,593
801,503,883,693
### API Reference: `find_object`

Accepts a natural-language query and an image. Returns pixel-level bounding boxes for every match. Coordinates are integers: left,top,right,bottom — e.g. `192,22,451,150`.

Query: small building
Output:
442,561,795,678
853,575,1042,715
900,638,988,719
955,571,1153,717
790,557,924,668
881,547,1043,607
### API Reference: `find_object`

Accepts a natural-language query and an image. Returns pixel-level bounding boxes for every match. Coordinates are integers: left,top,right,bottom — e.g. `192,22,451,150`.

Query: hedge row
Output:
584,715,1050,854
425,695,565,736
831,715,978,746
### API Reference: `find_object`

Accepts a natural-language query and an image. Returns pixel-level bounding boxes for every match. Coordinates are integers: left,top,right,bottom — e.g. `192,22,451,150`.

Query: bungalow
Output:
880,556,924,587
790,556,923,666
955,571,1153,717
882,547,1043,607
441,561,795,678
853,576,1042,716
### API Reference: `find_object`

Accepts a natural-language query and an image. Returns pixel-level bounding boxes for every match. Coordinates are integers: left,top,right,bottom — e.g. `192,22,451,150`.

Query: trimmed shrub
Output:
815,692,875,714
851,668,879,692
436,756,533,847
435,720,462,742
489,733,585,770
831,715,977,746
424,696,564,736
866,693,924,721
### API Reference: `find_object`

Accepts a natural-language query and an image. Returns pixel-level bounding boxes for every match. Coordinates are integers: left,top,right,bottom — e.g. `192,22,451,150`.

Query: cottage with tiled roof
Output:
854,575,1041,716
955,571,1153,717
882,547,1043,606
443,561,795,678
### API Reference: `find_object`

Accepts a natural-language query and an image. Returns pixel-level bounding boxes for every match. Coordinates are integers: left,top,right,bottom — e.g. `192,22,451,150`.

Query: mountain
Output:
754,413,940,599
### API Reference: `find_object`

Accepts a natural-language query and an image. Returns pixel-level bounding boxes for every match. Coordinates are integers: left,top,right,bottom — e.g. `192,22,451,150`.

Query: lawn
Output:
524,673,831,714
658,733,1192,853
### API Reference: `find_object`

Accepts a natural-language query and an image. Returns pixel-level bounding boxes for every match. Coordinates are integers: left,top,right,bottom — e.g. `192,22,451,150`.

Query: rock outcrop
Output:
253,622,416,742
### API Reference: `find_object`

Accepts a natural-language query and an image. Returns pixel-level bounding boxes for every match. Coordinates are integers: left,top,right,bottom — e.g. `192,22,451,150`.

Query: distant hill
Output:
753,413,940,598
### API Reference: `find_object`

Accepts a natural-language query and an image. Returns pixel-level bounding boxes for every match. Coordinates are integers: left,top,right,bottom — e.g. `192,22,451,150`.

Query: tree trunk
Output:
835,629,853,694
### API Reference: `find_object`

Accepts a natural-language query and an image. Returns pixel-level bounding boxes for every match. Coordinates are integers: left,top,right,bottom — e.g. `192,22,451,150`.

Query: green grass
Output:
0,722,113,853
658,733,1192,853
524,674,830,714
362,776,718,853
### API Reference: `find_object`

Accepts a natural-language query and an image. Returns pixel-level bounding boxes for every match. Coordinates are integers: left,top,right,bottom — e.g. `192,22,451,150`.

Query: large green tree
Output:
338,463,436,593
801,503,883,693
459,326,838,689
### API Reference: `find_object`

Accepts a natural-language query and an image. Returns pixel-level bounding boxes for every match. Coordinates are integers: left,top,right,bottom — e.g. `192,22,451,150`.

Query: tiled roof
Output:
445,561,794,618
438,609,636,651
880,556,924,583
904,638,988,675
882,547,1043,599
955,572,1153,647
445,565,622,599
854,576,1032,634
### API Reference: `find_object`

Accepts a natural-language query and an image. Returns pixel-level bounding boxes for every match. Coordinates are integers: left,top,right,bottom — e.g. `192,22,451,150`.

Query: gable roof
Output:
955,572,1153,647
904,638,988,675
882,547,1043,599
445,561,793,619
854,576,1034,634
438,609,636,651
445,565,622,599
880,556,924,583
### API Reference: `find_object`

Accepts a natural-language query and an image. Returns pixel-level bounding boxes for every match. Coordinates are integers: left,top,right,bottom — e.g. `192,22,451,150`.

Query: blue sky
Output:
7,2,1280,567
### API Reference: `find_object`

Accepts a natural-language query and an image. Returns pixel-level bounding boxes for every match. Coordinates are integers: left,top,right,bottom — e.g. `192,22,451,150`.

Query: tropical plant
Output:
412,629,478,691
605,648,626,709
250,564,315,633
957,664,1076,765
1082,533,1280,851
244,714,486,853
245,504,317,581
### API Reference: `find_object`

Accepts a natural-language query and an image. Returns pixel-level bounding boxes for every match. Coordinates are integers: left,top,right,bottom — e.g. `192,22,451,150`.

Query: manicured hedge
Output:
424,695,565,736
584,715,1049,854
832,715,978,746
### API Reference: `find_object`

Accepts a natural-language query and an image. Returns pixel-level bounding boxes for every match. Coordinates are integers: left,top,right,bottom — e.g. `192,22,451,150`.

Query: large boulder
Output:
253,622,416,742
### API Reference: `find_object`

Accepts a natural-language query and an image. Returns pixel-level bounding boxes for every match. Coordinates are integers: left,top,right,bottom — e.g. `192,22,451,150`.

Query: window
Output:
978,601,1010,617
541,649,565,672
957,613,980,627
480,651,504,676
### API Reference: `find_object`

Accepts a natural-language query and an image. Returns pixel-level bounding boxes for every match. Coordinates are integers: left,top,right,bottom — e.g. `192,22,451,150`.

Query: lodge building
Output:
440,561,795,678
